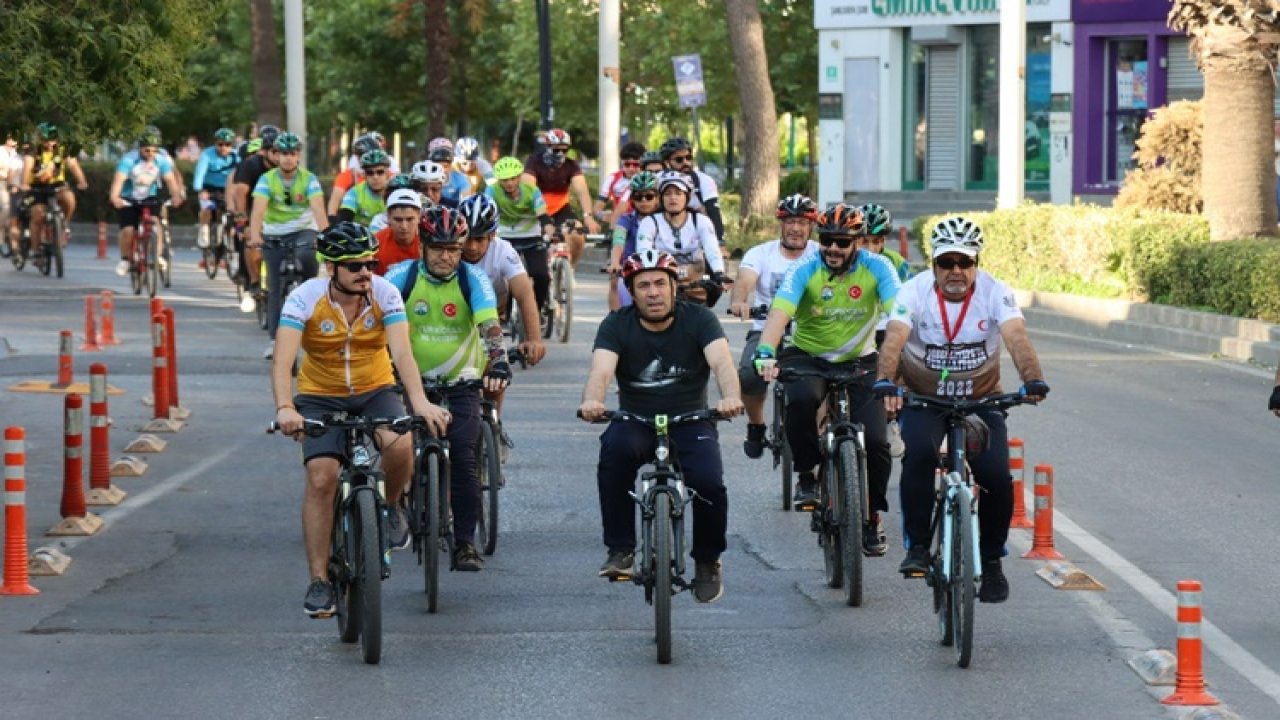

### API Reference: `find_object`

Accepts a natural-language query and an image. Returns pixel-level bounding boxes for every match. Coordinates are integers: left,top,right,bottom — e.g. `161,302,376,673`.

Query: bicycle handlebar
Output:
902,392,1036,414
267,414,421,437
725,304,769,320
576,408,729,426
421,376,485,393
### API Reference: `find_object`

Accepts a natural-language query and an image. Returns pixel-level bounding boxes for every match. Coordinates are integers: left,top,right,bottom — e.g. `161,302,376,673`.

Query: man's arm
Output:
19,156,34,191
193,152,210,192
509,274,546,365
578,348,619,420
701,196,725,245
66,158,88,189
229,179,250,218
163,171,184,207
875,320,911,413
728,267,760,319
999,317,1045,386
248,190,268,247
309,193,330,233
386,321,449,437
754,308,792,381
703,337,744,417
271,325,305,435
569,174,599,234
107,172,127,208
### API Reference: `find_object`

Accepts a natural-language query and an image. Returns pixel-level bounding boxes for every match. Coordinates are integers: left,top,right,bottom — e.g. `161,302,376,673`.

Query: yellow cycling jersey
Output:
279,276,408,396
29,149,67,186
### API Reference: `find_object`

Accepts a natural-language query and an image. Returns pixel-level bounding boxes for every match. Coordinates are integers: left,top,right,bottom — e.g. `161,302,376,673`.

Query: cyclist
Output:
338,149,393,227
0,133,19,255
578,249,744,603
373,188,423,274
873,216,1049,603
426,137,473,205
453,136,493,196
327,133,382,218
753,203,899,555
520,128,600,265
193,128,241,261
230,124,281,310
1271,367,1280,417
593,140,646,228
108,130,184,277
488,155,554,316
728,193,820,459
342,130,399,174
659,137,724,246
605,171,661,310
249,132,329,360
272,222,446,617
458,193,545,368
384,206,512,572
411,160,452,208
634,171,728,306
860,202,911,456
21,122,89,265
640,150,665,175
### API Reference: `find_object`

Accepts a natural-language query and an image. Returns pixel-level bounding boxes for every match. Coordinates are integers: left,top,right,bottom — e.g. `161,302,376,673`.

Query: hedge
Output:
910,203,1280,322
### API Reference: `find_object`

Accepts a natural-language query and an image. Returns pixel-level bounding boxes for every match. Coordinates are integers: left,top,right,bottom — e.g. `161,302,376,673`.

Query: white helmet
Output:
930,216,984,258
455,136,480,160
656,170,692,195
412,160,447,184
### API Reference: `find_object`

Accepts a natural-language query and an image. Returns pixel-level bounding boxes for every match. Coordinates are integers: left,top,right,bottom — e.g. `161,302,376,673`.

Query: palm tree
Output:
1169,0,1280,240
724,0,780,221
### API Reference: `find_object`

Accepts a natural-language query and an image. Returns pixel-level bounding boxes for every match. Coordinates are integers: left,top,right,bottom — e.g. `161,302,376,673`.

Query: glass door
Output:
1104,38,1149,184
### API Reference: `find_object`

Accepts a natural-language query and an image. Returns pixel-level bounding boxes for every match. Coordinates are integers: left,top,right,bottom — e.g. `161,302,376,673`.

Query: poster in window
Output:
1116,60,1148,110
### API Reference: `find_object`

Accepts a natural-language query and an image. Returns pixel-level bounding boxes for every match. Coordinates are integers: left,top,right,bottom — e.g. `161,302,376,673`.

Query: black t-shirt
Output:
593,301,725,416
232,153,272,212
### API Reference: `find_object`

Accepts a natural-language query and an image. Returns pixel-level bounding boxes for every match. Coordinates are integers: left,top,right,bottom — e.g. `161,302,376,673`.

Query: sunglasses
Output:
429,152,453,162
622,160,641,168
365,168,388,176
633,192,658,202
669,154,692,164
216,142,233,148
340,260,378,272
817,235,856,249
935,256,977,270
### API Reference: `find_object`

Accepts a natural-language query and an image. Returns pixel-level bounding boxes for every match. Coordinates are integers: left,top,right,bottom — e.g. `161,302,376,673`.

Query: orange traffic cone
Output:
1,427,40,595
1162,579,1219,706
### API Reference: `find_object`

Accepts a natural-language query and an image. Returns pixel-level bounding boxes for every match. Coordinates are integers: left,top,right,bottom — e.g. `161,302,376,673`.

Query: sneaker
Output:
387,504,410,551
115,259,130,277
263,340,275,360
197,258,207,270
239,293,257,313
743,423,767,459
598,549,634,579
793,471,819,510
303,577,336,617
888,420,905,458
693,561,724,603
862,512,888,557
454,542,484,571
979,559,1009,603
899,545,931,577
197,225,210,248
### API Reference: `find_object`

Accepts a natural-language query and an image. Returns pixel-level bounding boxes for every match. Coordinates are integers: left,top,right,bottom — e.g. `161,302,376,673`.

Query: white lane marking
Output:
1046,505,1280,708
1031,327,1275,379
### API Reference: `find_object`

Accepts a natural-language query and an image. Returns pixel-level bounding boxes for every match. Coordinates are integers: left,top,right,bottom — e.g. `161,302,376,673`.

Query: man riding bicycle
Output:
272,222,446,618
21,122,88,264
488,156,554,317
873,216,1049,604
384,206,513,572
230,124,281,309
108,129,184,278
579,249,744,603
520,128,600,266
339,149,393,227
193,127,241,257
753,203,900,555
634,171,729,307
658,137,724,246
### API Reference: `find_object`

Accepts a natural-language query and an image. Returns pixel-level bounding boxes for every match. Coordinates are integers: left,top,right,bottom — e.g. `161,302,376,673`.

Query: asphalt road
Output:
1,245,1277,719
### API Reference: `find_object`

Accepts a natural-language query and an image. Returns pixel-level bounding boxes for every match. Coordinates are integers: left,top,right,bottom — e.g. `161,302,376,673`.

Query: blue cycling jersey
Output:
193,146,240,191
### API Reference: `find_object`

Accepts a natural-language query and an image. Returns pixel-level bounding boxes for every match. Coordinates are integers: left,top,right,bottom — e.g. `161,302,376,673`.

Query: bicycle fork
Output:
938,477,981,584
630,478,690,589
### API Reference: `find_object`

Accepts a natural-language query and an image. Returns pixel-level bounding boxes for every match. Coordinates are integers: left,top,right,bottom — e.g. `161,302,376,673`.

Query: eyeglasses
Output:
817,235,856,249
216,142,233,148
622,161,641,168
340,260,379,273
427,245,463,254
934,256,977,270
365,168,388,176
429,152,453,163
669,154,692,164
633,192,658,202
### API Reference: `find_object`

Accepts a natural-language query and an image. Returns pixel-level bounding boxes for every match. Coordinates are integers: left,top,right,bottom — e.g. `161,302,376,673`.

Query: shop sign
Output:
815,0,1069,27
818,93,844,120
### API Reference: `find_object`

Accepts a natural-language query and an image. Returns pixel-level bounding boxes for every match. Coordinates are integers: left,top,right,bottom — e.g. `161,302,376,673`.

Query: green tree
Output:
0,0,224,143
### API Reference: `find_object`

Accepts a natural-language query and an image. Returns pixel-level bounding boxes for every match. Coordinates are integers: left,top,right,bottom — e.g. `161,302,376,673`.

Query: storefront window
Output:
1105,38,1148,183
904,41,927,187
966,24,1053,189
1025,32,1052,186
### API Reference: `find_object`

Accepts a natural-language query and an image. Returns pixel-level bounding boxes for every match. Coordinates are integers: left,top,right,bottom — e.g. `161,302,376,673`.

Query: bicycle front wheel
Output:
821,457,843,590
477,420,501,556
202,226,218,279
146,235,159,298
772,386,791,511
838,439,866,608
421,450,443,613
554,259,573,343
654,491,674,665
353,490,382,664
159,228,172,288
50,212,65,279
951,489,976,668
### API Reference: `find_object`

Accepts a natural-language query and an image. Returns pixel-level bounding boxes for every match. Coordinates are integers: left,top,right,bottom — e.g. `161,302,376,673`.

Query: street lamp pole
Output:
536,0,554,130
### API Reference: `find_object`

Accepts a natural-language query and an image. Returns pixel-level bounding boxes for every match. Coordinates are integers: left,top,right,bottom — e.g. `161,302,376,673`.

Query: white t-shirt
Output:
635,212,724,276
889,270,1023,398
467,237,526,302
738,239,818,332
686,169,718,211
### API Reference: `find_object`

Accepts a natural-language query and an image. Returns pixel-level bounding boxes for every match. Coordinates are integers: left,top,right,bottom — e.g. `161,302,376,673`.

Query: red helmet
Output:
541,128,572,147
815,203,866,235
419,206,469,246
621,249,679,287
776,193,818,221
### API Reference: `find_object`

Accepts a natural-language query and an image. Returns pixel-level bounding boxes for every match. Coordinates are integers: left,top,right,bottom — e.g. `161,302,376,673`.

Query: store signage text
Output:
864,0,1050,17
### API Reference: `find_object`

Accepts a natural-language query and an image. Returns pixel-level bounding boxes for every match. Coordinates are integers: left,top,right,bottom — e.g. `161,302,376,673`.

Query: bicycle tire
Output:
36,221,51,277
654,491,674,665
772,387,791,511
838,439,865,608
555,260,573,343
10,229,26,270
202,227,218,279
422,450,443,613
952,488,976,668
337,497,361,643
50,211,65,279
821,457,843,590
160,227,172,288
146,232,160,298
477,420,501,556
354,489,382,664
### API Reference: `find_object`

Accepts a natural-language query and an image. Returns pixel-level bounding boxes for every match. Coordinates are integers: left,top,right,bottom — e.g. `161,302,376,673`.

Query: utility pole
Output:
599,0,621,181
536,0,554,130
997,0,1026,208
283,0,307,150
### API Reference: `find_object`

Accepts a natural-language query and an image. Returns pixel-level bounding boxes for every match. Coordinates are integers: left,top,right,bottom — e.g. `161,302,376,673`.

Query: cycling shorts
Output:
27,185,66,206
294,386,407,464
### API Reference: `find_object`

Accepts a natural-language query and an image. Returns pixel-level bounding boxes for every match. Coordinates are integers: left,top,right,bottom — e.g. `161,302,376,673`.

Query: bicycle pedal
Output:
606,572,634,583
308,610,336,620
901,568,928,579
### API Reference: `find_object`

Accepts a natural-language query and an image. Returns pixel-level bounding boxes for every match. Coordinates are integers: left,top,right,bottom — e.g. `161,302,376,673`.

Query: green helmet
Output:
138,130,162,147
360,149,390,168
386,174,414,192
493,156,524,181
246,138,263,154
316,222,379,262
274,132,302,152
629,170,659,192
36,122,59,141
214,127,235,143
860,203,892,236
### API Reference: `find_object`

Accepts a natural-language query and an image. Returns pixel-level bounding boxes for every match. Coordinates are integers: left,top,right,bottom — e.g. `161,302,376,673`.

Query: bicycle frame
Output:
631,414,692,590
333,426,391,581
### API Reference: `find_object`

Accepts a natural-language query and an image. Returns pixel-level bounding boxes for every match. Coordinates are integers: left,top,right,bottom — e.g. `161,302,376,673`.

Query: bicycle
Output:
547,234,574,343
900,391,1034,668
127,198,170,298
776,366,873,608
269,412,420,665
29,188,66,278
201,201,237,281
9,195,32,271
580,408,728,665
263,233,314,330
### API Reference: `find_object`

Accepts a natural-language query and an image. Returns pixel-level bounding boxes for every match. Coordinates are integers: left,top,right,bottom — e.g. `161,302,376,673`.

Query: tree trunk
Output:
724,0,780,220
424,0,451,139
249,0,284,127
1198,29,1277,240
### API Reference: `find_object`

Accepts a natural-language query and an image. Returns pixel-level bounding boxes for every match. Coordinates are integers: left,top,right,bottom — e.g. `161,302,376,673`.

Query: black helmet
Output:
352,133,380,156
658,137,691,160
316,222,379,262
258,124,281,149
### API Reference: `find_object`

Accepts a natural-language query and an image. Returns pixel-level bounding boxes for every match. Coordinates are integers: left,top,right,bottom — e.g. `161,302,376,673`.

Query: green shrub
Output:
780,170,811,197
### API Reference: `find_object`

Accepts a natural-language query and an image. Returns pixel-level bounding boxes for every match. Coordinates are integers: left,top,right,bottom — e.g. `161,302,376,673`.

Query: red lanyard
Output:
935,284,973,343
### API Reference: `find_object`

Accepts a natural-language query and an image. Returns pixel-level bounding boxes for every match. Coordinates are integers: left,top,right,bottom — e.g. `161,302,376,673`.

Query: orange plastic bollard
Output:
149,297,164,320
1022,464,1064,560
898,226,909,258
61,394,87,518
1008,437,1032,529
1162,580,1220,706
96,221,108,260
98,291,120,346
89,364,111,491
56,329,74,388
80,296,103,352
151,313,170,420
163,307,180,410
1,427,39,595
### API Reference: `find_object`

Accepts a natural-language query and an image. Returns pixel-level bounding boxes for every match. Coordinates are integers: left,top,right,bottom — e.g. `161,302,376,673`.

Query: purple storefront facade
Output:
1072,0,1183,196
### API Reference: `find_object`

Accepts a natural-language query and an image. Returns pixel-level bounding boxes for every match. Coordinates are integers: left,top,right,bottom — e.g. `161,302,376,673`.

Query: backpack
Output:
397,259,473,307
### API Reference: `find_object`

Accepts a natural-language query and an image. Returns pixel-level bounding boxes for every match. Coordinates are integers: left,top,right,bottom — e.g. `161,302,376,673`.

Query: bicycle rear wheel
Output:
421,450,443,613
554,259,573,343
654,492,673,665
951,489,976,668
821,458,843,589
353,489,382,664
336,499,361,643
477,420,501,556
838,439,865,608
